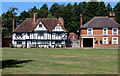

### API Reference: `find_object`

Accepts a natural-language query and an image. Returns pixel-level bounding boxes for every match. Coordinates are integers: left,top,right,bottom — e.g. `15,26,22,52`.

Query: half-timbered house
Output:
12,13,68,48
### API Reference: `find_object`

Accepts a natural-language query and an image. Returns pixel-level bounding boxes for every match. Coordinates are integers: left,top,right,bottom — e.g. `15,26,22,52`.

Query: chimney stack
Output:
80,13,82,27
13,17,15,31
33,13,37,23
58,17,64,26
109,12,115,22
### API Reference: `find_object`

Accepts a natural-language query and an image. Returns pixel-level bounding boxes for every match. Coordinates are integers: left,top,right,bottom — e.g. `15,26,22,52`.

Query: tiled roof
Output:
81,17,120,28
12,18,68,33
68,33,78,40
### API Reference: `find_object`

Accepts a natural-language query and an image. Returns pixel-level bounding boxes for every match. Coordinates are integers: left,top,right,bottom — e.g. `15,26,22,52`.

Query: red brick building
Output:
79,13,120,48
68,33,80,48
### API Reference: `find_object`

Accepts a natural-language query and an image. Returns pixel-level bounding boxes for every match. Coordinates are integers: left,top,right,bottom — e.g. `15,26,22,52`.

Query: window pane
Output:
104,29,106,31
104,38,106,40
113,41,117,44
39,24,42,27
113,29,117,32
113,38,117,40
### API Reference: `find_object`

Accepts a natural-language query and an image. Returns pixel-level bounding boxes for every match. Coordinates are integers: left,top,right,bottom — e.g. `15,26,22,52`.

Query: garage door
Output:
83,38,93,47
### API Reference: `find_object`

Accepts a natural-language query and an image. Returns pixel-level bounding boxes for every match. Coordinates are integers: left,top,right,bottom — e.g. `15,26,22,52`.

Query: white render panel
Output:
34,22,47,31
52,24,65,32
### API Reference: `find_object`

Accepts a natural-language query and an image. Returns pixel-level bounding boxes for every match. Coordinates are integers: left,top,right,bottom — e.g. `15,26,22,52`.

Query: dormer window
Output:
112,28,118,35
56,25,60,29
87,28,93,35
39,24,42,27
103,28,108,35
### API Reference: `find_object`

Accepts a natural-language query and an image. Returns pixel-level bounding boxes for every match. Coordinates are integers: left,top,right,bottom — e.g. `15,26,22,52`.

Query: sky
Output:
1,2,119,16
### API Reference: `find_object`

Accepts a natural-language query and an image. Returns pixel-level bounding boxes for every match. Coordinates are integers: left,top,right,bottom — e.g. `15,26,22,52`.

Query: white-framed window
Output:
103,37,108,44
56,25,60,29
112,37,118,44
87,28,93,35
39,24,42,27
17,41,22,44
112,28,118,35
103,28,108,35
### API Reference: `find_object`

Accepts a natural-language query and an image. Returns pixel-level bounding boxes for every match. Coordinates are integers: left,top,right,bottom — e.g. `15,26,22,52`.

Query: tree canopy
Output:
2,1,120,37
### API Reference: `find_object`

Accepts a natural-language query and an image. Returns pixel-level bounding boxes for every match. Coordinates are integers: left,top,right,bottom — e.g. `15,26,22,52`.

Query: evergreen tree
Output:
50,3,59,16
37,4,49,18
84,1,99,23
96,1,107,16
19,10,29,23
106,3,112,16
114,2,120,24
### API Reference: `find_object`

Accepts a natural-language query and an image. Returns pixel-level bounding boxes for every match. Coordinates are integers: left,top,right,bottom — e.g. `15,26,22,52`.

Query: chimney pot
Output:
109,12,115,22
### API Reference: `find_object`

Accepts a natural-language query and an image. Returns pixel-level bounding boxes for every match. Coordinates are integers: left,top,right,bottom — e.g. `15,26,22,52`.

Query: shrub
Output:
9,43,14,48
95,40,98,44
109,41,111,44
42,46,44,48
61,45,65,48
100,40,102,44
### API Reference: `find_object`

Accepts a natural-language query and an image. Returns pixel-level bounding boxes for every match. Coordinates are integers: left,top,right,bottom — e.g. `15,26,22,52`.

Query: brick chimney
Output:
13,17,15,31
80,13,82,27
109,12,115,22
33,13,37,23
58,17,64,26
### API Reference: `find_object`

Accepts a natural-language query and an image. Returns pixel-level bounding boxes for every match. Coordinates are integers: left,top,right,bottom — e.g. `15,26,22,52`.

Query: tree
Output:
66,21,79,32
113,2,120,24
2,6,18,37
19,10,29,23
50,3,59,16
84,1,99,23
40,4,48,10
37,4,49,18
106,3,112,16
28,6,38,18
46,14,56,18
96,1,107,16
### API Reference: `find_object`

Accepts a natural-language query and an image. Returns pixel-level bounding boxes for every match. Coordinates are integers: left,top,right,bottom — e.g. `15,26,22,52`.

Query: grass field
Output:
2,48,118,74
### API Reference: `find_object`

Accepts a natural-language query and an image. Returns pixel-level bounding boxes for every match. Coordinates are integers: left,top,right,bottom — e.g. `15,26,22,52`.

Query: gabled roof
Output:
81,17,120,28
68,33,78,40
12,18,68,33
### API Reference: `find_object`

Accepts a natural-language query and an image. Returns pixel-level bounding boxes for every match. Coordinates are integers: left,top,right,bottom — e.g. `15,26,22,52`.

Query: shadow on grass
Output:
0,59,33,69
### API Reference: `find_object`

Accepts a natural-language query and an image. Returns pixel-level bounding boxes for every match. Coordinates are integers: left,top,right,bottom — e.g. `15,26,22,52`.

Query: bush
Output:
95,40,98,44
61,45,65,48
100,40,102,44
109,41,111,44
42,46,44,48
9,43,14,48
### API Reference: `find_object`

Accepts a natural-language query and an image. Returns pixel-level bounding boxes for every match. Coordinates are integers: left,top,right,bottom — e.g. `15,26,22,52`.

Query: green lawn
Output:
2,48,118,74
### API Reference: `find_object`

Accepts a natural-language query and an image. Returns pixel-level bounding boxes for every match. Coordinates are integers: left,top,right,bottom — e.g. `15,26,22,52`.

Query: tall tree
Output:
46,14,56,18
37,4,49,18
106,3,112,16
96,1,107,16
84,0,99,23
28,6,38,18
19,10,29,23
2,6,18,37
50,3,59,16
114,2,120,24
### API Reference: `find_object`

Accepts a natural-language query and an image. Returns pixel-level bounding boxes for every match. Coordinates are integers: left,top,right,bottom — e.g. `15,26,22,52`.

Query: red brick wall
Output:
80,28,120,48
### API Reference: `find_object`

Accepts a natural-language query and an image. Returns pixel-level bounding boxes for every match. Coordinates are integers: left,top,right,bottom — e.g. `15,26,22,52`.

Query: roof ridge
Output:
94,16,109,18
